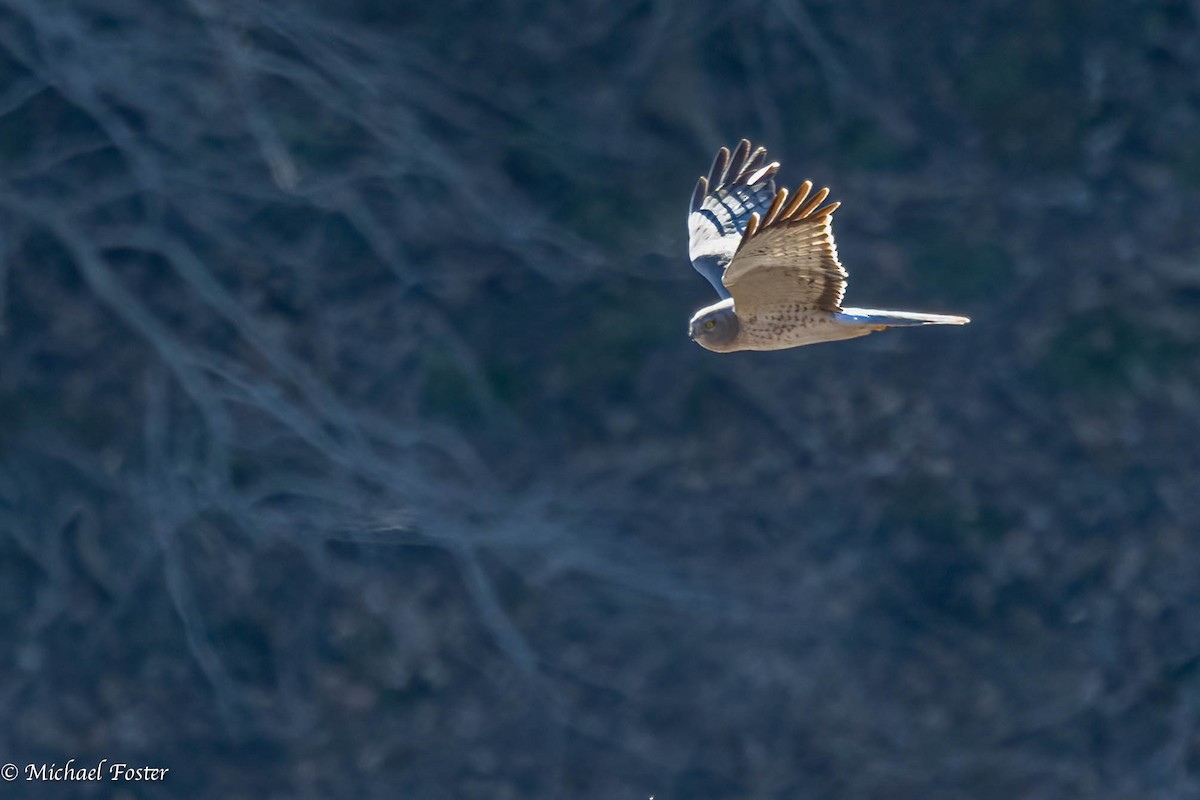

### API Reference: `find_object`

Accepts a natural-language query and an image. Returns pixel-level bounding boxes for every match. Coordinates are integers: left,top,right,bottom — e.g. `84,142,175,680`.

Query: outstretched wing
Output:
721,182,847,313
687,139,780,298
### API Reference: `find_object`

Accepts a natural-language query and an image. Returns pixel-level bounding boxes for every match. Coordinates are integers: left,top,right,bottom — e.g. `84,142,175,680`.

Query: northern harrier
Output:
687,139,969,352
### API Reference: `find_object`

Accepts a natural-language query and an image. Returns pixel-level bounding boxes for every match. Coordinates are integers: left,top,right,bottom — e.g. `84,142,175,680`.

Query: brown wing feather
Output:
722,184,847,313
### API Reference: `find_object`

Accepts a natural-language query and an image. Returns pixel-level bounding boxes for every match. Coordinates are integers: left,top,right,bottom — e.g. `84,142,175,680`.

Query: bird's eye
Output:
705,320,716,329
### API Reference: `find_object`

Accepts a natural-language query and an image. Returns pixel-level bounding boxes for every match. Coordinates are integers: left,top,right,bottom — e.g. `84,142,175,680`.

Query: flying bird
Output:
687,139,969,352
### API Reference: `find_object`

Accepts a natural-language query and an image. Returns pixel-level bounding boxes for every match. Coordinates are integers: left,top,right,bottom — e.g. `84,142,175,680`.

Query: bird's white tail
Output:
836,307,970,327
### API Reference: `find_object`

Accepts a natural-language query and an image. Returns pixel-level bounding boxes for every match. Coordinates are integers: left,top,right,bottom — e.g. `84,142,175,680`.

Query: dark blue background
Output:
1,1,1198,797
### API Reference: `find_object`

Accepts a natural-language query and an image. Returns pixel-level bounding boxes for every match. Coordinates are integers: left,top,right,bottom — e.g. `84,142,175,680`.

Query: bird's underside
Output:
730,305,881,351
686,139,969,353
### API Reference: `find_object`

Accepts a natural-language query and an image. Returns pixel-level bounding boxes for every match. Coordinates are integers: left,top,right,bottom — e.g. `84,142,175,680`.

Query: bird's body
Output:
686,139,969,353
690,298,876,352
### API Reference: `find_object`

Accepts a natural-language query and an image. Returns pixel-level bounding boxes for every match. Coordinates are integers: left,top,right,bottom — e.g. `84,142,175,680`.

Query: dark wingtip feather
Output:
703,140,777,194
707,146,730,189
741,146,767,177
734,148,772,186
726,139,751,186
691,176,708,212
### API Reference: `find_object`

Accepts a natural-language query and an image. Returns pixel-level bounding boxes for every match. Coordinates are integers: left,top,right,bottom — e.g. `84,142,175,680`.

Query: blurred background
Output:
1,0,1198,797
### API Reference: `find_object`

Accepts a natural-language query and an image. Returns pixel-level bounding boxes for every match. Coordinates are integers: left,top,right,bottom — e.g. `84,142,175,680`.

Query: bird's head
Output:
689,299,740,352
